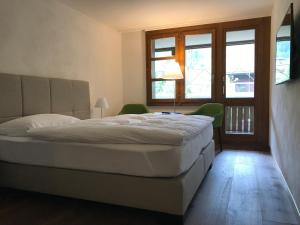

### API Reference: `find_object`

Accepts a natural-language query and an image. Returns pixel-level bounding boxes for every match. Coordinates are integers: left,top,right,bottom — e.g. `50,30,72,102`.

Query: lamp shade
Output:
162,61,183,80
95,97,109,109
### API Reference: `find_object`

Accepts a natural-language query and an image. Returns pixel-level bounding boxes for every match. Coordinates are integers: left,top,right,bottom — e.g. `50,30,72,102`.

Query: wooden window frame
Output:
146,28,216,106
146,17,271,151
146,33,179,105
180,29,216,105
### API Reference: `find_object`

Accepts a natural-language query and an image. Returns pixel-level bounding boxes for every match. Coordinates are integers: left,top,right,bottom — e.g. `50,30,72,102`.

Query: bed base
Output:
0,141,215,217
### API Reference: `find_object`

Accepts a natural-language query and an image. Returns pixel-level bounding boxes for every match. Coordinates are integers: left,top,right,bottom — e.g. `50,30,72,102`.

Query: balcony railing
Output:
225,106,254,135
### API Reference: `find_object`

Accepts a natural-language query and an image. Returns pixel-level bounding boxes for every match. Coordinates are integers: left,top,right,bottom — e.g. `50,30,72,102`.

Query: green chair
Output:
187,103,224,151
118,104,150,115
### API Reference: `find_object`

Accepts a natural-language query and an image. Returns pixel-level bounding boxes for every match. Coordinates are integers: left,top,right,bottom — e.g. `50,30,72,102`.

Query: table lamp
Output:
162,61,183,112
95,97,109,118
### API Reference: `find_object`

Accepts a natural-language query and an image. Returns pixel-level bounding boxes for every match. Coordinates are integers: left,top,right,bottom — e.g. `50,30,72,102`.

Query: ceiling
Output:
58,0,275,32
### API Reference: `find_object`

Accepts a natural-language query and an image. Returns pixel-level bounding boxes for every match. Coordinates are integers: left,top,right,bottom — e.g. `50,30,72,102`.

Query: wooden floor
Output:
0,150,299,225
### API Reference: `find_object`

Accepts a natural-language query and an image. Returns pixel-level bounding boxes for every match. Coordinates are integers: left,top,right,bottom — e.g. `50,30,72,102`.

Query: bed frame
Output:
0,73,215,218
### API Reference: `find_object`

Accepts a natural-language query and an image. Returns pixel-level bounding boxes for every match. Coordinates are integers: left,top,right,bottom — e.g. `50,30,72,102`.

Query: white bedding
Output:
0,125,213,177
0,114,80,137
27,114,214,146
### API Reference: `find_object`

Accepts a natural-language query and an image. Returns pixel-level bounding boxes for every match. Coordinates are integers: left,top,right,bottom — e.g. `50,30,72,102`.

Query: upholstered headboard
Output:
0,73,91,123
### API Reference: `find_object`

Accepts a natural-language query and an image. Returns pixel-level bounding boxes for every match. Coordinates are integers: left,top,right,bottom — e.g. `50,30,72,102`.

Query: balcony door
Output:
218,20,270,150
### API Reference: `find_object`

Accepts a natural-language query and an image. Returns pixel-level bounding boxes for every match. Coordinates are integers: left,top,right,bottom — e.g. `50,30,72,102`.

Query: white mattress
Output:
0,124,213,177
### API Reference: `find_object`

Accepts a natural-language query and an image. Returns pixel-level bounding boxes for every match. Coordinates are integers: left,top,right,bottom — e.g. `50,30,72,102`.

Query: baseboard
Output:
273,157,300,217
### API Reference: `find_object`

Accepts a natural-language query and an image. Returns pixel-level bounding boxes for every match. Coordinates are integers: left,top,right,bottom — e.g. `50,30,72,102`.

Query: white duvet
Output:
28,114,214,146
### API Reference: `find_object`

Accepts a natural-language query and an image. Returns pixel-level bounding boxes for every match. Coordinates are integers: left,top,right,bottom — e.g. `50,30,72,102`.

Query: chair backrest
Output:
188,103,224,128
118,104,150,115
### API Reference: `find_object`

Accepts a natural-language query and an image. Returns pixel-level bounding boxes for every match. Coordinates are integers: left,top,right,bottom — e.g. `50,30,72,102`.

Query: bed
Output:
0,73,215,218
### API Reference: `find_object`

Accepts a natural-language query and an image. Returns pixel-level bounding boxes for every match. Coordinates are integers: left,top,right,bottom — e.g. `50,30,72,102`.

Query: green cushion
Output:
118,104,150,115
186,103,224,128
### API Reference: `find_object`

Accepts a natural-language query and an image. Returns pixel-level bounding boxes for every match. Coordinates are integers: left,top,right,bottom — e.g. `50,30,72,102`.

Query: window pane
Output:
226,29,255,98
185,33,212,99
225,106,254,135
151,59,175,78
151,37,175,58
152,81,175,99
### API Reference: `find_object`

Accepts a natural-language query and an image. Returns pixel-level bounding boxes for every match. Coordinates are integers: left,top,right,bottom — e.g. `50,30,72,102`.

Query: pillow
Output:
0,114,80,137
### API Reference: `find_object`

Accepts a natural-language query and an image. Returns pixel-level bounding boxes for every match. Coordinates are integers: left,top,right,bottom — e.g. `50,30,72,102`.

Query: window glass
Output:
152,81,175,99
151,59,176,79
185,33,212,99
226,29,255,98
151,37,175,58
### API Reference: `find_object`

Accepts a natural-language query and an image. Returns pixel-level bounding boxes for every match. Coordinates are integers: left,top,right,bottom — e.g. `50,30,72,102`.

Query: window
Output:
149,37,177,100
146,17,271,151
185,33,212,99
147,31,215,105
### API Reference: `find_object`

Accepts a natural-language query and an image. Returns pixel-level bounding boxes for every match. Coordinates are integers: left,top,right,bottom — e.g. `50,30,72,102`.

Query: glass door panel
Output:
225,29,255,98
224,29,256,136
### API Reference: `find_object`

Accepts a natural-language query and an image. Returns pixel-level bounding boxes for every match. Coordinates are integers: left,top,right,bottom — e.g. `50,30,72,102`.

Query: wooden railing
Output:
225,106,254,135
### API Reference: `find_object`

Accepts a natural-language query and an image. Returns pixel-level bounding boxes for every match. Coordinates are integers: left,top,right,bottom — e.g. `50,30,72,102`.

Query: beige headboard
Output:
0,73,91,123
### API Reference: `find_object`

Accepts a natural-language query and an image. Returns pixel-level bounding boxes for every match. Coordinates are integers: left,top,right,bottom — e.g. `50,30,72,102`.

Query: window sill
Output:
147,99,213,106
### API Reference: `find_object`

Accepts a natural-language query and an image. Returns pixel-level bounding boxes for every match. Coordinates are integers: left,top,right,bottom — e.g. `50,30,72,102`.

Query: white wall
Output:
0,0,123,117
270,0,300,211
122,31,147,104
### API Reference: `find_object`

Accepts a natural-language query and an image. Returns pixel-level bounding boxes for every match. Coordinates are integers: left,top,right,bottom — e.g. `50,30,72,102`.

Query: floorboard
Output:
0,150,298,225
255,153,299,224
226,153,262,225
